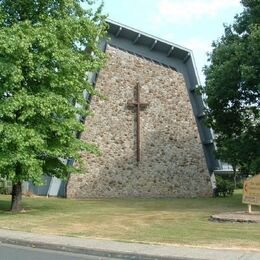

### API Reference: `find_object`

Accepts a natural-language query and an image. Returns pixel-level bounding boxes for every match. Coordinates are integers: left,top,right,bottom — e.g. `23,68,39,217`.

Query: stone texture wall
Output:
67,45,212,198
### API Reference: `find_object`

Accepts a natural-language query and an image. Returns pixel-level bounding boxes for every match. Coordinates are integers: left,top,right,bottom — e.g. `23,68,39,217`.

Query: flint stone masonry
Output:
67,45,212,198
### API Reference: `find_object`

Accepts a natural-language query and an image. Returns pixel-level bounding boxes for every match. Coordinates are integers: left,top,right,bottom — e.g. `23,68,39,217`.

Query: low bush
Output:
0,179,11,195
236,179,244,189
215,176,235,197
0,186,10,195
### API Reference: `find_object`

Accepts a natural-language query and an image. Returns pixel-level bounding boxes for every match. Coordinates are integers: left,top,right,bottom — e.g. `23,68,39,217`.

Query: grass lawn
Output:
0,190,259,250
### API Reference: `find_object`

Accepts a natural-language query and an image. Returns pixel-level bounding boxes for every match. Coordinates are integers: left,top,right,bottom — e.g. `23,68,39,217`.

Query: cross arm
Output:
127,100,149,107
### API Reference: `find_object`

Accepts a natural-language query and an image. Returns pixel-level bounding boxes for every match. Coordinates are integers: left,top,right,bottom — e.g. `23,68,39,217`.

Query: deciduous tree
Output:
0,0,107,212
204,0,260,175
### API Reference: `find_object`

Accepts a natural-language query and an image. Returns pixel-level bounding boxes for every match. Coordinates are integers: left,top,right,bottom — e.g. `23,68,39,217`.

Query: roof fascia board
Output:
106,19,192,54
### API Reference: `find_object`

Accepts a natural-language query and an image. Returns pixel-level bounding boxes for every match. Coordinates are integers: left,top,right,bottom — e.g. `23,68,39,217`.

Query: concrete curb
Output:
0,229,260,260
0,237,194,260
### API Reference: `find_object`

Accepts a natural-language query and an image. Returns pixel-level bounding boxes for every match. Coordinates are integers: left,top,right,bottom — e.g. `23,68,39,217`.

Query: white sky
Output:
88,0,244,84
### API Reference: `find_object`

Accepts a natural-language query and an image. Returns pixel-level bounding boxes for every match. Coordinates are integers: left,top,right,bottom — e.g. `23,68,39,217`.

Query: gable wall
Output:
67,46,212,198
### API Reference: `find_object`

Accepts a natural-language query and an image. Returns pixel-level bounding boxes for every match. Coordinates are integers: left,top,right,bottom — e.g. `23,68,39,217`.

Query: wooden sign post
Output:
242,174,260,213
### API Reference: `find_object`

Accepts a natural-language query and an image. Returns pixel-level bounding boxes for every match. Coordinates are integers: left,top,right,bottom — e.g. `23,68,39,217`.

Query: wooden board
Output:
243,175,260,206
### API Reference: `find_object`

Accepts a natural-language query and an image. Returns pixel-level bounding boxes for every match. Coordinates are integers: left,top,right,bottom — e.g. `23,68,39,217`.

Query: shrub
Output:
0,186,10,195
215,176,235,197
236,179,244,189
0,179,11,195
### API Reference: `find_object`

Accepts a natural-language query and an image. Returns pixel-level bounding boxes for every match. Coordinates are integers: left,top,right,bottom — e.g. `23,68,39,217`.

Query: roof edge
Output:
106,19,193,54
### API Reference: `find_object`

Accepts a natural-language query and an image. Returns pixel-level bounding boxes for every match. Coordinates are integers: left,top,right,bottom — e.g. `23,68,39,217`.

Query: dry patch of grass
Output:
0,191,259,249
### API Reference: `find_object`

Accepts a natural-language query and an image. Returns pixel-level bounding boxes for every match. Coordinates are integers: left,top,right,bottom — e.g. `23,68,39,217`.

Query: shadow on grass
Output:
0,191,248,216
0,199,10,212
0,195,60,215
92,192,244,211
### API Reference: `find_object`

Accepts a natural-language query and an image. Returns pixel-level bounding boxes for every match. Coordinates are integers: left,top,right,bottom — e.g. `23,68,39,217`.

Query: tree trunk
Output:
10,181,22,212
232,165,237,189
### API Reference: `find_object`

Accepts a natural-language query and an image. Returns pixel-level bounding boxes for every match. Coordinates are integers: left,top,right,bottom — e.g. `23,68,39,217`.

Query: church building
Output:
66,20,220,198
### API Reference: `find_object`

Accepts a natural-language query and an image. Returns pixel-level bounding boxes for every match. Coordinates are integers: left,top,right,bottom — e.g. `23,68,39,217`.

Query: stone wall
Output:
67,45,212,198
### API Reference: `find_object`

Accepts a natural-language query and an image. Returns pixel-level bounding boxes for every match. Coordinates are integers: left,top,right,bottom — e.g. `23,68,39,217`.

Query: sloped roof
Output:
107,19,192,61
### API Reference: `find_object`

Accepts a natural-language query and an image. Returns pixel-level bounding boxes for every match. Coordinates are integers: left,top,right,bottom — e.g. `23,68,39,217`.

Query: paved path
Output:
0,229,260,260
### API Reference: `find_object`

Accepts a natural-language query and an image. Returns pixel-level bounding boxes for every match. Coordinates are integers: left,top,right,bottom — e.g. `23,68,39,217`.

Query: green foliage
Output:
215,176,235,197
203,0,260,175
0,0,107,185
236,179,244,189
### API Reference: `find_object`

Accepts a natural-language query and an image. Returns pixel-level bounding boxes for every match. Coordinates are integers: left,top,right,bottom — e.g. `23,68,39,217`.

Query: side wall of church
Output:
67,45,212,198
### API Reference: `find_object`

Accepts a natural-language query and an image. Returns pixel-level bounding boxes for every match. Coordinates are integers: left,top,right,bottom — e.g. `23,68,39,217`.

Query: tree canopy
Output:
0,0,107,211
204,0,260,174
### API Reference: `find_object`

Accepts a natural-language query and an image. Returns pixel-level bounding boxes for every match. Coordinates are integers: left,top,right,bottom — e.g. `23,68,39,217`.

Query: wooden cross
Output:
127,82,149,162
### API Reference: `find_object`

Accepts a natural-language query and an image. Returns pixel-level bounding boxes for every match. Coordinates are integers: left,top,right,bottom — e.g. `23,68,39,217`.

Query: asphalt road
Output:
0,243,119,260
